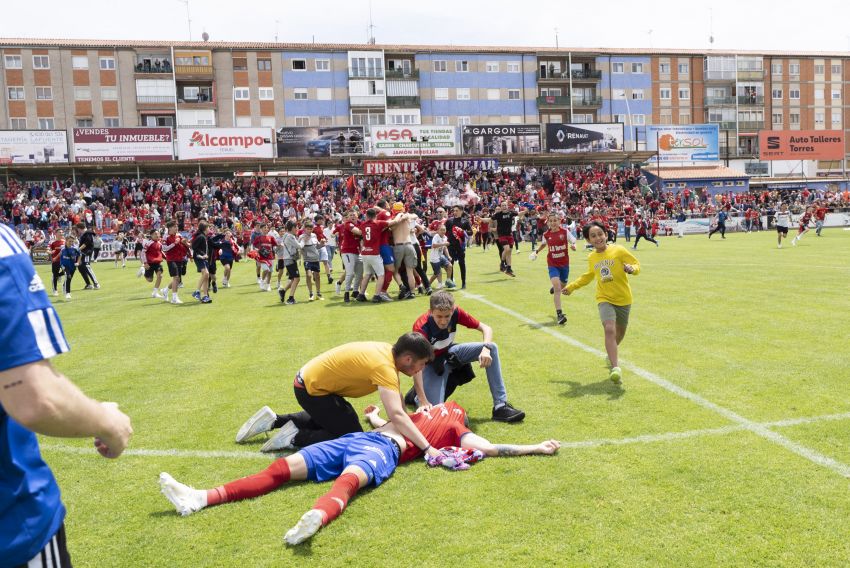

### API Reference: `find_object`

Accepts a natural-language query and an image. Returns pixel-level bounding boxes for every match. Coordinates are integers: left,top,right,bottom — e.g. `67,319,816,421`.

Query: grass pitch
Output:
39,228,850,567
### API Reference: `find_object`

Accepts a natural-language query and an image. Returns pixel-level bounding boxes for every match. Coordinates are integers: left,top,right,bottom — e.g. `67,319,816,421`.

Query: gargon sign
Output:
177,128,274,160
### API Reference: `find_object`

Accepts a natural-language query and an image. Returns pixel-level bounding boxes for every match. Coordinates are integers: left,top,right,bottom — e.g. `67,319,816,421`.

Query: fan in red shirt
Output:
162,221,189,304
252,223,277,291
48,230,65,296
375,199,397,295
334,210,364,302
355,208,392,302
814,202,828,236
530,213,576,325
142,230,166,298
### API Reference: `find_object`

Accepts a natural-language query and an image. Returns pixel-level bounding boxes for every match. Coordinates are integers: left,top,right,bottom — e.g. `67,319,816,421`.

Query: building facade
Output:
1,39,849,172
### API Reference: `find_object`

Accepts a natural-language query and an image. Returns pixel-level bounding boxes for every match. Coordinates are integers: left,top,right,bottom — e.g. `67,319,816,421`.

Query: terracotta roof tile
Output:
646,166,749,180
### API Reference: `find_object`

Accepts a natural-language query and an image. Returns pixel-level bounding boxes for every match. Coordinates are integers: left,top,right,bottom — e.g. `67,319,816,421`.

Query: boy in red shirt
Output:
142,230,166,298
252,223,277,292
162,221,187,304
530,213,577,325
48,229,65,296
355,208,400,302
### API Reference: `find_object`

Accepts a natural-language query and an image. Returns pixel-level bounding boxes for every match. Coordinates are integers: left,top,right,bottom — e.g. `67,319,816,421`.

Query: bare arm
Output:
476,323,494,368
0,360,133,458
459,432,560,457
412,369,431,411
362,405,388,429
378,386,439,457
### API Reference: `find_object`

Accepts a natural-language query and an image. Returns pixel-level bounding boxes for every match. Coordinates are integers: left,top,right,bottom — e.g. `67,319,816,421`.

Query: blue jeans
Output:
419,342,507,406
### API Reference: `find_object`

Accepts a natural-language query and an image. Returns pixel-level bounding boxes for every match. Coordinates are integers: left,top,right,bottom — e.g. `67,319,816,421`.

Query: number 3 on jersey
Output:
364,227,372,241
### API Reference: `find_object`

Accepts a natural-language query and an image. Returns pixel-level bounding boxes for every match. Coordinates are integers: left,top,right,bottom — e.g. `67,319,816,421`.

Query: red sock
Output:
207,458,291,506
381,269,394,293
312,472,361,526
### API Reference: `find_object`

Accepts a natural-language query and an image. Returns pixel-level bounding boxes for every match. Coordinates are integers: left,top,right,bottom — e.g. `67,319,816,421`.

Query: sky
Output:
3,0,850,53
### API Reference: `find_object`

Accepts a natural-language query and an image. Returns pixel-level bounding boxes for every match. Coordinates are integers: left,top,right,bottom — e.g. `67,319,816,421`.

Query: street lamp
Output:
618,92,634,151
410,136,429,161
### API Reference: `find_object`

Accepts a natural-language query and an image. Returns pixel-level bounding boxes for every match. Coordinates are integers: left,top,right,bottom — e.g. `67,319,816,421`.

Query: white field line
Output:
461,292,850,478
40,411,850,460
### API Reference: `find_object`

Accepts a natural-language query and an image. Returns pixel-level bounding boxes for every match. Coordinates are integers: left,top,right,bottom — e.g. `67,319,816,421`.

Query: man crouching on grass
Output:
158,402,558,545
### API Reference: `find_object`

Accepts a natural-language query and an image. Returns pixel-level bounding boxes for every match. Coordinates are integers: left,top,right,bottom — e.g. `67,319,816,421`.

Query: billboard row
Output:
363,158,498,175
646,124,719,163
177,128,275,160
461,124,541,155
759,130,844,161
370,125,458,157
276,126,365,158
73,128,173,162
0,130,69,164
544,124,624,153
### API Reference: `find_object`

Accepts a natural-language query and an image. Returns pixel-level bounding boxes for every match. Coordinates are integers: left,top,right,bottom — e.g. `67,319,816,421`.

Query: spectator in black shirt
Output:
73,222,100,289
485,204,518,277
444,205,472,289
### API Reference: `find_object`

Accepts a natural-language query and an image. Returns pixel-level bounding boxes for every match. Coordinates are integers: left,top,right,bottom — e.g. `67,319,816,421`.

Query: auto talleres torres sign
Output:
177,128,275,160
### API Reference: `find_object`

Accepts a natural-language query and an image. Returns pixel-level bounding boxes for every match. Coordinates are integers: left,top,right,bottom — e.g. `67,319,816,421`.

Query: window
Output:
316,59,330,72
678,87,690,100
435,115,449,125
258,87,274,100
293,88,307,100
350,57,382,78
74,86,91,100
631,89,644,100
508,115,522,124
831,64,841,75
772,113,783,124
507,89,520,100
574,114,594,124
456,88,470,100
790,112,800,124
631,114,645,125
771,63,783,75
487,89,500,100
291,59,306,71
434,88,448,100
294,116,309,126
457,116,471,125
101,87,118,100
455,60,469,72
507,62,520,73
831,109,841,126
10,117,26,129
367,80,383,95
234,87,250,100
679,112,691,124
4,55,22,69
659,88,671,100
7,87,24,100
318,116,333,126
631,62,643,73
38,118,54,129
232,58,248,71
260,117,276,128
772,88,782,99
612,62,624,73
660,110,673,124
789,89,800,100
613,114,626,123
659,63,670,74
433,60,447,72
832,89,841,100
32,55,49,69
612,88,625,99
789,63,800,74
75,118,93,127
99,57,115,70
234,116,252,127
814,89,825,100
71,55,88,69
678,62,689,74
257,59,272,71
815,112,825,126
815,64,825,75
486,61,499,73
104,117,120,127
35,87,52,100
316,88,332,100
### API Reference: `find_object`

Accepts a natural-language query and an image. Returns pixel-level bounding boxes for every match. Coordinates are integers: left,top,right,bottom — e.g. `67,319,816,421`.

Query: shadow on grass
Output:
554,379,625,401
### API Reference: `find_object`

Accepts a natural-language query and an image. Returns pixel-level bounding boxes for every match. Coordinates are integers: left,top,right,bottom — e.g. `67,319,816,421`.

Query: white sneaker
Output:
260,420,298,452
65,293,72,300
178,282,184,288
257,277,262,285
235,406,277,443
171,296,183,304
152,290,163,298
158,472,206,517
160,287,169,297
284,509,324,545
136,266,145,278
53,290,58,296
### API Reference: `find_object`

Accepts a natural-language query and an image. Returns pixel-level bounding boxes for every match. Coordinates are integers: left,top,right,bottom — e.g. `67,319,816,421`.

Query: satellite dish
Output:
202,31,209,42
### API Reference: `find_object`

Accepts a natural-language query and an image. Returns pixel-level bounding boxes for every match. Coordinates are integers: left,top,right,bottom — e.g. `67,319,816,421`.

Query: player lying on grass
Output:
158,402,559,546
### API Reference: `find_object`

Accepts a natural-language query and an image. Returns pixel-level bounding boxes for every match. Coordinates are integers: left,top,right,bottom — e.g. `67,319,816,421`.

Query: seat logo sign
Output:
766,136,780,150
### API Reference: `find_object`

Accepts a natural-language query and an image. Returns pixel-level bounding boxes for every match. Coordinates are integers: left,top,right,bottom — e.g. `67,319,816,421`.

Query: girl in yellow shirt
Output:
564,221,640,383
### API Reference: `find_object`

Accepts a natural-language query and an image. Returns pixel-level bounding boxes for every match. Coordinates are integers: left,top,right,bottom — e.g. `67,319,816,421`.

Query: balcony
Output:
538,71,569,81
737,70,764,80
571,69,602,80
737,121,765,131
737,95,764,105
134,60,172,75
704,96,735,106
704,71,736,81
349,95,385,107
710,121,737,130
177,96,216,110
136,95,177,106
386,96,420,108
574,96,603,107
348,70,384,79
174,64,213,77
385,69,419,80
537,95,571,107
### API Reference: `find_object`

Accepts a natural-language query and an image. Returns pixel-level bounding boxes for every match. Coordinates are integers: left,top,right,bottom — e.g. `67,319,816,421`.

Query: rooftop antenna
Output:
367,0,376,45
201,30,209,42
177,0,192,41
709,8,715,46
275,19,279,43
554,27,559,49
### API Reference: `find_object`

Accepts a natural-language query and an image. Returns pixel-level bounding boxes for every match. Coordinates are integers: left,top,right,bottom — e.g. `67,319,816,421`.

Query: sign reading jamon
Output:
759,130,845,161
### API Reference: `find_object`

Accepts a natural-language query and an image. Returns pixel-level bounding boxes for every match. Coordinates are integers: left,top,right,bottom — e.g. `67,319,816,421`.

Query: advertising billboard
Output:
370,125,458,157
544,123,624,153
0,130,69,164
177,128,275,160
72,128,173,163
646,124,719,163
363,158,499,175
276,126,365,158
461,124,541,155
758,130,845,161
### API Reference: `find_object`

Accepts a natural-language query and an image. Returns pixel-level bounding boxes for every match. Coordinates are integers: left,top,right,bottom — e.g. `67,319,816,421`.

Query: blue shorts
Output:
299,432,400,487
548,265,569,283
379,244,395,266
195,259,209,272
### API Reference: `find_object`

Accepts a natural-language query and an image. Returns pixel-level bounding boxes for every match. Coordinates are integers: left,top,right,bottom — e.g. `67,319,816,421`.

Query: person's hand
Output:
529,252,537,261
570,244,577,251
416,402,433,413
143,263,149,270
478,347,492,368
363,404,381,418
94,402,132,459
538,440,561,455
561,287,571,296
424,446,442,459
623,263,635,274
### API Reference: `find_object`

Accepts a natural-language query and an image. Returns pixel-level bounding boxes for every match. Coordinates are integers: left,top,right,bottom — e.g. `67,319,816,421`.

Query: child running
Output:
791,206,813,246
530,213,577,325
775,203,791,248
563,221,640,383
59,235,81,300
142,230,167,299
48,229,65,296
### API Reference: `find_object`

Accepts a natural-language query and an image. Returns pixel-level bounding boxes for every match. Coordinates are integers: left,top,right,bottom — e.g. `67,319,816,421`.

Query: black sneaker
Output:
505,269,516,278
327,275,333,284
344,291,350,303
417,285,425,295
403,387,417,407
356,294,368,302
212,282,218,293
557,312,567,325
425,288,433,295
372,296,382,303
286,297,296,305
492,402,525,423
549,286,555,294
279,289,286,303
